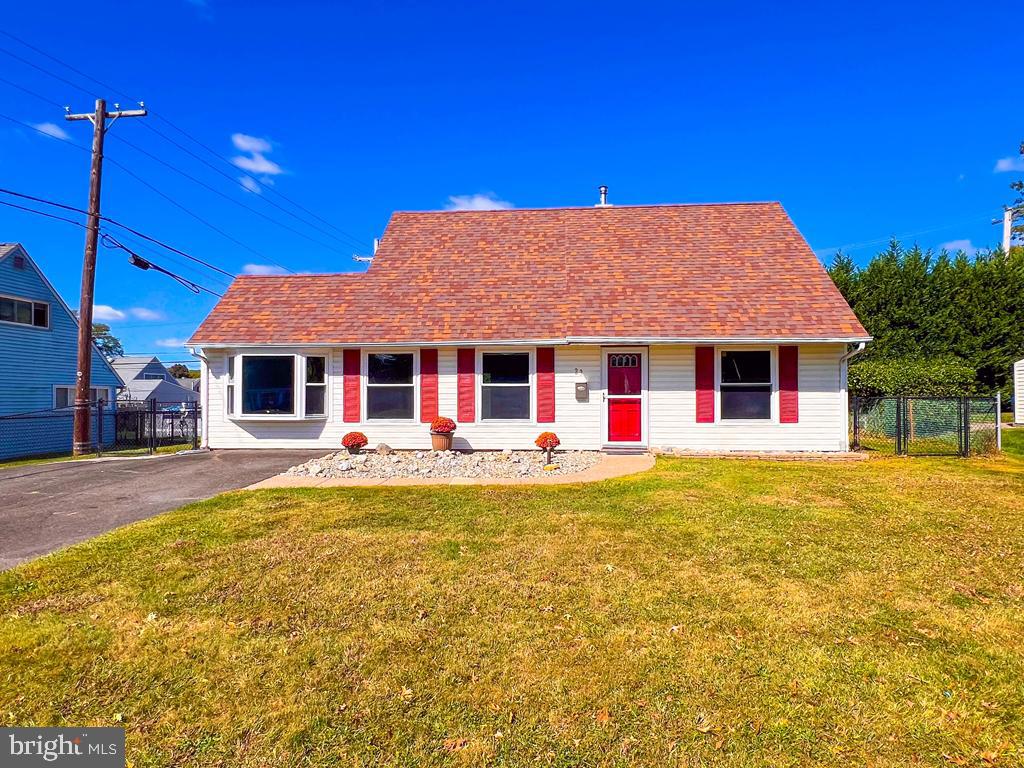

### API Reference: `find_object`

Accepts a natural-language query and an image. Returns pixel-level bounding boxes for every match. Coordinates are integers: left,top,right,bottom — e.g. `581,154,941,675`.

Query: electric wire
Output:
100,233,223,297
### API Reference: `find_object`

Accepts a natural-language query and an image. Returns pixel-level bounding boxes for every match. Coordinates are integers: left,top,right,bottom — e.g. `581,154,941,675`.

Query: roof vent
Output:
12,254,25,269
595,185,611,207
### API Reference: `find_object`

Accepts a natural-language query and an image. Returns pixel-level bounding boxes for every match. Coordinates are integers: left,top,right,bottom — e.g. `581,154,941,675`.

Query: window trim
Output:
53,384,111,409
0,292,50,330
477,348,535,423
714,346,777,424
361,348,419,422
226,351,331,421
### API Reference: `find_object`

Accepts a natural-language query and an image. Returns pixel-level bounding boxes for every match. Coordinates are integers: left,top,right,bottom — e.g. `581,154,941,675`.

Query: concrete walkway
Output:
247,453,656,489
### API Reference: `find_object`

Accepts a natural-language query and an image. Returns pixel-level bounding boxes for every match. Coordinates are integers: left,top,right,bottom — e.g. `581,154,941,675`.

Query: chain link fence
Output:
851,396,1000,456
0,400,200,463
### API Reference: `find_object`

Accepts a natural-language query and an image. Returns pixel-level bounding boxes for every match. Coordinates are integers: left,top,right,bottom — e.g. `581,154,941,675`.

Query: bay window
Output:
481,352,530,420
230,353,328,419
366,353,414,419
719,350,772,420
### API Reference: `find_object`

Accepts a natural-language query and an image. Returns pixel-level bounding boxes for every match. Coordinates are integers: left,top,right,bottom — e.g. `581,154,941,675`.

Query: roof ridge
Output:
391,201,783,215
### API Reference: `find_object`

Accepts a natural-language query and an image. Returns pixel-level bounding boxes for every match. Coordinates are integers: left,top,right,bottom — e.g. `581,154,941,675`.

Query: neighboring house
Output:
174,375,201,392
1015,358,1023,426
189,201,871,452
0,243,122,459
110,355,199,403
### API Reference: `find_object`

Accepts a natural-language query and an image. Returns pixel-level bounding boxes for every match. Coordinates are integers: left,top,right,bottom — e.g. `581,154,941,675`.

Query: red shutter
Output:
457,348,475,422
343,349,360,423
695,346,715,423
536,347,555,422
779,345,799,423
420,348,438,423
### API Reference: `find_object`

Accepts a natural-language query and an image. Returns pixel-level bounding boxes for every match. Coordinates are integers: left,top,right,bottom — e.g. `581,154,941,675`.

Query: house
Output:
188,201,871,453
174,375,201,393
111,355,200,403
0,243,122,459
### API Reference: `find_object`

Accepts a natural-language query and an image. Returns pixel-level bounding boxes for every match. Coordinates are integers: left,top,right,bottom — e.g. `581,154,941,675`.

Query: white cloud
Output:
155,338,188,348
239,176,261,194
242,263,288,275
129,307,165,321
939,239,977,256
93,305,126,321
231,133,271,154
32,122,70,140
994,156,1024,173
445,193,514,211
230,132,285,181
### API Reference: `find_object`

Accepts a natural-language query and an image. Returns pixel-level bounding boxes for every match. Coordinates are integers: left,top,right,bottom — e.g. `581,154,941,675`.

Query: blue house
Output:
0,243,123,460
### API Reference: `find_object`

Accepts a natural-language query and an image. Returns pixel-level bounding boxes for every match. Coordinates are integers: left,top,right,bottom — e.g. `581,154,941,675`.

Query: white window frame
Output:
53,385,111,408
226,351,330,421
362,348,419,422
0,292,49,330
477,348,535,423
715,345,777,424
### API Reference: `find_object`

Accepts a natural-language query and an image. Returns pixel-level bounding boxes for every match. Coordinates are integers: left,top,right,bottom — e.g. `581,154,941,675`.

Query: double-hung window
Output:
55,386,109,408
719,350,772,420
0,294,48,328
366,353,414,419
481,352,530,420
304,356,327,417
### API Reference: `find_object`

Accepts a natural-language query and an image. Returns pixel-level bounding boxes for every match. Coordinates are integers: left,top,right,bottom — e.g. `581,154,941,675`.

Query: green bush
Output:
849,357,977,397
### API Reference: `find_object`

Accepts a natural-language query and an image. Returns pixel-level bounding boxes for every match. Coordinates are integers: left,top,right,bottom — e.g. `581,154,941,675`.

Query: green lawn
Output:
2,452,1023,767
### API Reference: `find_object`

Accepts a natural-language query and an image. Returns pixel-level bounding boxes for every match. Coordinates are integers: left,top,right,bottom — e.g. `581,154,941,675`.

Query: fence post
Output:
961,396,970,457
192,402,199,450
97,400,104,457
851,396,860,450
996,392,1002,452
149,399,157,455
894,397,902,455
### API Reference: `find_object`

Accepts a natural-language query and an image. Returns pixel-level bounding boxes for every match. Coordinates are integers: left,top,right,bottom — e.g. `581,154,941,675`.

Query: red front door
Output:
607,353,642,442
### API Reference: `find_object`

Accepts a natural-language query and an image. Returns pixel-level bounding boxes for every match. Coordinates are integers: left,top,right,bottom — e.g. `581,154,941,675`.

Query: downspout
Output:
839,342,867,451
190,346,210,449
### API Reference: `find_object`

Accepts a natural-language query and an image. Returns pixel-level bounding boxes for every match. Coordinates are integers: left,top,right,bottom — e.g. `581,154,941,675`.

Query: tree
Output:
1010,140,1024,244
92,323,123,360
167,363,191,378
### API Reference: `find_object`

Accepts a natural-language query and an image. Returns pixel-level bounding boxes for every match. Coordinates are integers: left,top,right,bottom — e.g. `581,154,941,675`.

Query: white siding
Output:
202,343,848,452
648,344,848,452
1015,359,1024,425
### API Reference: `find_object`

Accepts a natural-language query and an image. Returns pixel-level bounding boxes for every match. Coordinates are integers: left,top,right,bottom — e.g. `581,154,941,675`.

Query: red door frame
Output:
602,347,646,445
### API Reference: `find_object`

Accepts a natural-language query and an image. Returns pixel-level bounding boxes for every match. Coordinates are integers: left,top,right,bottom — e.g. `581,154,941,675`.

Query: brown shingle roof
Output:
189,203,868,345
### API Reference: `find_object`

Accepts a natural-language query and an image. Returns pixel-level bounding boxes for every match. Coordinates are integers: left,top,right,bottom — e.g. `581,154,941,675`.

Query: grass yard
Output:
2,452,1023,767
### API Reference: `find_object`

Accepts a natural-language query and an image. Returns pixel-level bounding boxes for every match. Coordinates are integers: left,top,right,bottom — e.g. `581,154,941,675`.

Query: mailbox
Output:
575,381,589,401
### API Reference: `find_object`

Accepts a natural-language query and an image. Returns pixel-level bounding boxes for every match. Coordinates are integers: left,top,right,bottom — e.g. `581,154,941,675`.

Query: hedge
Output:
848,357,977,397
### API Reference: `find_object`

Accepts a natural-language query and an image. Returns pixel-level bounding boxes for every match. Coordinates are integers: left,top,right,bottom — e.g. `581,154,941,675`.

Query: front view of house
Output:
189,202,870,453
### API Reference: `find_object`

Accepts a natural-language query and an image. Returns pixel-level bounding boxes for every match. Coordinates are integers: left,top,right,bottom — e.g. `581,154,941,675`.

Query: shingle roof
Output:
189,203,868,345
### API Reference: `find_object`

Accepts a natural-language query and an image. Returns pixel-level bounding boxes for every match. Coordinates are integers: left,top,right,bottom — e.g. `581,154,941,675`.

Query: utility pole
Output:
65,99,146,455
1002,207,1017,253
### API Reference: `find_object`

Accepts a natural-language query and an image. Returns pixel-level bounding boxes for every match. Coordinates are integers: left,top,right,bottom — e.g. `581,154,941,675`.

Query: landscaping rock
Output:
376,443,394,455
285,449,602,480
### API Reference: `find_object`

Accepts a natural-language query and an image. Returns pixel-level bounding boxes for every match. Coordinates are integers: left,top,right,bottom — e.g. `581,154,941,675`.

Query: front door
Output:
606,351,643,443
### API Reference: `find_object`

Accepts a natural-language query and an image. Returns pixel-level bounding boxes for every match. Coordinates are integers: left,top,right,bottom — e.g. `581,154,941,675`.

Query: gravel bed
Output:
285,447,602,479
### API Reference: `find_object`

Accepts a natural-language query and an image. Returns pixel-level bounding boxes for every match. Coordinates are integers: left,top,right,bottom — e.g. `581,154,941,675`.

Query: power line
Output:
107,131,356,257
0,30,371,249
101,233,223,297
0,197,95,230
0,45,94,100
0,111,91,152
0,74,65,109
0,186,237,278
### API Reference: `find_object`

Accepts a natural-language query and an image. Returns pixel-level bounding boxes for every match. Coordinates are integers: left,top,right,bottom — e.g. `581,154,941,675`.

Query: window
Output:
305,356,326,417
241,355,294,415
143,373,168,381
225,356,236,416
366,353,414,419
55,386,109,408
720,350,772,420
481,352,530,420
0,294,48,328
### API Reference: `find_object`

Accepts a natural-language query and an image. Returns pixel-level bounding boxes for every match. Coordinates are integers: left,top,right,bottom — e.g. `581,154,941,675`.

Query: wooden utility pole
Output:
65,99,146,454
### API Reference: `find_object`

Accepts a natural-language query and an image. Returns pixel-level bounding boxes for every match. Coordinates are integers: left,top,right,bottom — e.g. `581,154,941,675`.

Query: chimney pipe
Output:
598,185,608,206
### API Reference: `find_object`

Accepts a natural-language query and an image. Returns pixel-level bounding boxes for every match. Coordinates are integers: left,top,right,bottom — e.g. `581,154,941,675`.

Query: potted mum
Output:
535,431,560,464
429,416,457,451
342,431,368,455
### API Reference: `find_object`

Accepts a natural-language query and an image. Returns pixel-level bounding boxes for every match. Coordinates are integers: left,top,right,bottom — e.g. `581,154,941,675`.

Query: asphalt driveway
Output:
0,449,327,570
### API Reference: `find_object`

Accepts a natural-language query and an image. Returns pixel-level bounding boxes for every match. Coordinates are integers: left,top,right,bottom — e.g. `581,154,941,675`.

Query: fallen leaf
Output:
694,714,715,734
442,737,469,752
595,708,611,726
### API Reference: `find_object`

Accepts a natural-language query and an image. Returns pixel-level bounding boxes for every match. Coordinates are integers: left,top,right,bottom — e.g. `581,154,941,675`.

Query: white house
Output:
188,201,871,452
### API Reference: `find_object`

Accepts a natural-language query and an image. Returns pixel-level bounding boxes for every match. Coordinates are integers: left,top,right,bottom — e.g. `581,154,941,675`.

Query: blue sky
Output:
1,1,1021,364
